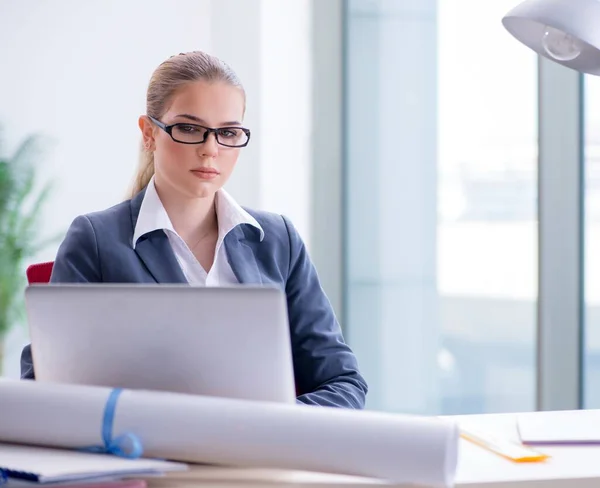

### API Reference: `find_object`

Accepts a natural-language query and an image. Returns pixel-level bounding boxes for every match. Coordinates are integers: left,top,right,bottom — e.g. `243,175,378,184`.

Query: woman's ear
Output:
138,115,156,151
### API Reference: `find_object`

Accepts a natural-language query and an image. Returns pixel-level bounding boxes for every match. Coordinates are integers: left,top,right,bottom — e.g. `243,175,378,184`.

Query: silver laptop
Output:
25,284,296,404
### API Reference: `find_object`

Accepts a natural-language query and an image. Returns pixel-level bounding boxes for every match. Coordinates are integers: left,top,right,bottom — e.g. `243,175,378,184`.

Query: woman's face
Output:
141,80,246,199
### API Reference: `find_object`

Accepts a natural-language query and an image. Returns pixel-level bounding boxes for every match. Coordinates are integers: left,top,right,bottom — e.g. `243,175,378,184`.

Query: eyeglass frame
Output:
147,115,251,148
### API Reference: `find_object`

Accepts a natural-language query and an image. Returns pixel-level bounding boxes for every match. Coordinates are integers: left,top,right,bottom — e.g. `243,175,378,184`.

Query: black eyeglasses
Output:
148,116,251,148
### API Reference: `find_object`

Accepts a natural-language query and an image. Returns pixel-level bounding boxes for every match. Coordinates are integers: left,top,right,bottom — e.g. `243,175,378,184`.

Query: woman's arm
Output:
282,216,368,408
20,215,101,379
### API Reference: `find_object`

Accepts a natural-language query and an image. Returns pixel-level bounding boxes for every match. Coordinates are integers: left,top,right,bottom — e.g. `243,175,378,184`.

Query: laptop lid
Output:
25,284,296,404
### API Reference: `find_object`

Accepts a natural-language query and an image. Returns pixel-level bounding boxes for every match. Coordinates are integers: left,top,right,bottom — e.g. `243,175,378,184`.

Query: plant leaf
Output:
0,131,59,337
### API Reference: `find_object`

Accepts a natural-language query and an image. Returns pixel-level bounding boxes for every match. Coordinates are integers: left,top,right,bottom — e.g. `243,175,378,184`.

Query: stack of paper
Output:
0,379,459,488
0,442,186,485
143,466,393,488
517,409,600,445
5,481,147,488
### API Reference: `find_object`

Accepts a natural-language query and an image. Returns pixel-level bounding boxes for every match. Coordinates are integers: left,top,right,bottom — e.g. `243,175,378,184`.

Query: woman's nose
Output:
200,132,219,157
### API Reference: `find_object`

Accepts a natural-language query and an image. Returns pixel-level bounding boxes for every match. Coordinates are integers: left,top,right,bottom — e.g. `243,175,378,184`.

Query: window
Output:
584,76,600,408
343,0,538,414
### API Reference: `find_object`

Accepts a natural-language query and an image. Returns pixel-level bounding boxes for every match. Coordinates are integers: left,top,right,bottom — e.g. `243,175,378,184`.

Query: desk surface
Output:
2,410,594,488
141,412,600,488
455,412,600,488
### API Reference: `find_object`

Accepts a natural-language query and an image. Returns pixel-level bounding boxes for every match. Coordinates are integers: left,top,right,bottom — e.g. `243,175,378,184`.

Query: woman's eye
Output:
219,129,239,138
178,125,199,133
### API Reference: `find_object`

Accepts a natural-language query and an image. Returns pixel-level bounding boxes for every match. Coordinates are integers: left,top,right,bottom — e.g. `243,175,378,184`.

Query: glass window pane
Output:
343,0,538,414
584,77,600,408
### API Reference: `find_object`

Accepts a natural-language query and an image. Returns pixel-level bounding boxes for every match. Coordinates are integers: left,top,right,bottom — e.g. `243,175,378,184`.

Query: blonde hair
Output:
128,51,245,198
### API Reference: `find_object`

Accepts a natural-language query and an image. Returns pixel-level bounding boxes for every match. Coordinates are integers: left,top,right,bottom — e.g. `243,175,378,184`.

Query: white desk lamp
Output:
503,0,600,74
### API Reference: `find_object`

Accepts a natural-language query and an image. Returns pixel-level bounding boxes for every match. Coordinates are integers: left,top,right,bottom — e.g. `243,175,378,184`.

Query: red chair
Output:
26,261,54,284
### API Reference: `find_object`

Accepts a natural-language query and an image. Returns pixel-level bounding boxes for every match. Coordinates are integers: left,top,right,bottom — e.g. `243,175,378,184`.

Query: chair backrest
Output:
26,261,54,284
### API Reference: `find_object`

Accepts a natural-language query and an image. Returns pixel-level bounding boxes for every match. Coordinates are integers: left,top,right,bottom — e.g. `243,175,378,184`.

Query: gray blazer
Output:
20,188,368,408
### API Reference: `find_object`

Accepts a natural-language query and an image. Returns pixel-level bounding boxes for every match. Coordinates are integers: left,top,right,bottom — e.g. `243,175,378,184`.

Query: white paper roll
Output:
0,379,458,487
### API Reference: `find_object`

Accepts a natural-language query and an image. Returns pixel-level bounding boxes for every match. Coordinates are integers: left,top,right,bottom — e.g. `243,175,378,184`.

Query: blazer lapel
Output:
135,231,188,284
129,190,187,284
224,225,263,284
130,189,261,285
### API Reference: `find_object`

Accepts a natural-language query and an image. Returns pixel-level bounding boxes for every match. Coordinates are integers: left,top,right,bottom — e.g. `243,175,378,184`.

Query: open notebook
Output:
0,443,187,484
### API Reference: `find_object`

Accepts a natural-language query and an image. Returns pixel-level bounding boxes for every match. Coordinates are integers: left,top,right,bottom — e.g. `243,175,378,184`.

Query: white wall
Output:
0,0,214,258
0,0,315,377
0,0,214,377
210,0,312,243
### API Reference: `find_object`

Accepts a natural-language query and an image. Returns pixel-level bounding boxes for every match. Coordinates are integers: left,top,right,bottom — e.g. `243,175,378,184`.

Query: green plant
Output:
0,131,59,369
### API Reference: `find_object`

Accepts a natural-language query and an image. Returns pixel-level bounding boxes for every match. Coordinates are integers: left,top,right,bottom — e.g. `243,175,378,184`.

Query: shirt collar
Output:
132,176,264,248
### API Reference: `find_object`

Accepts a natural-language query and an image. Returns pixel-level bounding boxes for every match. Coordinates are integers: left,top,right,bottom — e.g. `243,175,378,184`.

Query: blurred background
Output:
1,0,599,415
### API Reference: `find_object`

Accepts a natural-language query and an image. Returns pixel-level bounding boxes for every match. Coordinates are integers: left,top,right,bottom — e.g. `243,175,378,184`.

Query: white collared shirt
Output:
132,176,264,286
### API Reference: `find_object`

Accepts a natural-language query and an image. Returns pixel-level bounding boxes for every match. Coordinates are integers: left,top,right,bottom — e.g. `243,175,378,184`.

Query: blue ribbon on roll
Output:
81,388,144,459
0,389,142,486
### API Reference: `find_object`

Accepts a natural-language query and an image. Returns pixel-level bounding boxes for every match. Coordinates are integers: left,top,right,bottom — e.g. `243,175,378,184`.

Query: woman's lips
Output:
190,168,219,180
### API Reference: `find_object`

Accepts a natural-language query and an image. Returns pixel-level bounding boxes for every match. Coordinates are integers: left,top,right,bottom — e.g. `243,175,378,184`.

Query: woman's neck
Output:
153,179,218,244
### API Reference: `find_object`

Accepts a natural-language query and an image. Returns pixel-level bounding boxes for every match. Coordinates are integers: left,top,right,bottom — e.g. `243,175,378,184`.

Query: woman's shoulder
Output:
69,198,135,236
241,207,302,241
243,207,285,228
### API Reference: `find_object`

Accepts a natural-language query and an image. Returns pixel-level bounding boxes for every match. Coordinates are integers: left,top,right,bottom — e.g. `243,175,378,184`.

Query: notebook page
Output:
517,410,600,444
5,481,147,488
0,443,187,483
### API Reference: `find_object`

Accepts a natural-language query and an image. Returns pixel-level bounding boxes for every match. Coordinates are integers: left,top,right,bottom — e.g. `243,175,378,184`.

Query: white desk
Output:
142,412,600,488
3,410,596,488
455,413,600,488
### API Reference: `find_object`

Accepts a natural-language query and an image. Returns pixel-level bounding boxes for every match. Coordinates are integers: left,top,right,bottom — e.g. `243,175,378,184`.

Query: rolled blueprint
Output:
0,379,458,487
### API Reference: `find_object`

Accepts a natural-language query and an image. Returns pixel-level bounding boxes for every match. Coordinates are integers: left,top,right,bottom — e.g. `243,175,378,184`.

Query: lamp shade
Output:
503,0,600,75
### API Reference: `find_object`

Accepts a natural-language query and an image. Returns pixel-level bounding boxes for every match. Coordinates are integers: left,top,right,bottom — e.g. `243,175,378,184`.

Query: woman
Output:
20,51,367,409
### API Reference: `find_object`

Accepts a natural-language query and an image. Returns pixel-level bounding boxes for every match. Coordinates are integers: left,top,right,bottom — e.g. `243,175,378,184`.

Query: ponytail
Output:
127,139,155,199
